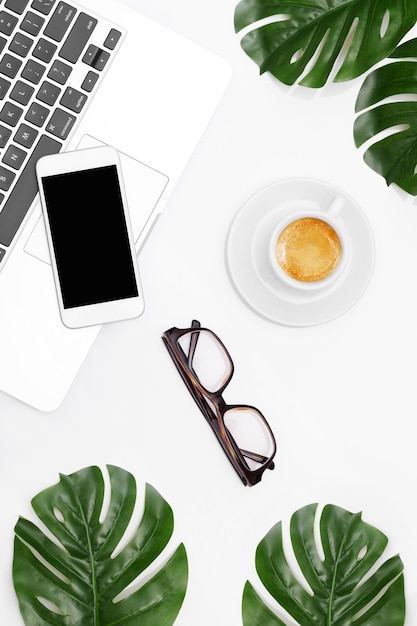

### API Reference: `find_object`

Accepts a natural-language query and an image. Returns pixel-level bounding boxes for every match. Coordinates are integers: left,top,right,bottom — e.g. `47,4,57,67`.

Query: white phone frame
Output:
36,145,144,329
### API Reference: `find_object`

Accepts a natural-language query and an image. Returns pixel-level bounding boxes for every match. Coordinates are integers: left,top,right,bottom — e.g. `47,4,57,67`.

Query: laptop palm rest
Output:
24,134,169,264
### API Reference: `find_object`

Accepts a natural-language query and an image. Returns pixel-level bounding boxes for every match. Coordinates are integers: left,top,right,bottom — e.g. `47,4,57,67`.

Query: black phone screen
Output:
41,165,139,309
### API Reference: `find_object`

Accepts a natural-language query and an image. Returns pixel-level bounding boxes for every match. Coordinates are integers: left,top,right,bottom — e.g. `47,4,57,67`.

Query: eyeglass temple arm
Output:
163,334,215,427
240,448,275,470
187,320,201,368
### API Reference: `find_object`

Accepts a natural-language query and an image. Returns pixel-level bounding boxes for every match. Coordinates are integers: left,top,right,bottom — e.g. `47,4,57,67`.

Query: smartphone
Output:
36,146,144,329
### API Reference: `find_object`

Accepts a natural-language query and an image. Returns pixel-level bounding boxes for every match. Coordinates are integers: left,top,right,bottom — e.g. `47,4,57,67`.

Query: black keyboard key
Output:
0,76,11,99
47,58,71,84
0,124,12,147
3,144,27,169
14,122,38,147
59,12,97,63
0,247,5,262
21,10,45,36
5,0,30,15
21,58,45,84
81,70,98,92
43,1,75,42
104,28,122,51
10,79,34,104
0,11,18,36
9,31,33,57
36,79,60,105
25,100,49,126
82,45,110,71
0,134,61,247
0,53,22,78
45,107,74,139
33,37,57,63
60,86,86,112
0,164,16,191
0,100,23,126
31,0,56,15
0,36,7,55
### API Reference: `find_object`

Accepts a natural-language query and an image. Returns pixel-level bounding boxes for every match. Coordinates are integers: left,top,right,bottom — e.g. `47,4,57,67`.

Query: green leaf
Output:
234,0,417,87
13,465,188,626
354,37,417,195
242,503,405,625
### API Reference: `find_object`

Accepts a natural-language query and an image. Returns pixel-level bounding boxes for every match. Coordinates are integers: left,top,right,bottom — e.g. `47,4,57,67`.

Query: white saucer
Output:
225,178,375,327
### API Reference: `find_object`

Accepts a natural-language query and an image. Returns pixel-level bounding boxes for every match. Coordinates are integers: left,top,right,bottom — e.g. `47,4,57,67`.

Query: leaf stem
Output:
68,479,100,626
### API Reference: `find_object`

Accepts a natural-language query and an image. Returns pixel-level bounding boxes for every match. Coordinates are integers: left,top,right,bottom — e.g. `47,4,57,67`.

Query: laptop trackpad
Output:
24,135,169,264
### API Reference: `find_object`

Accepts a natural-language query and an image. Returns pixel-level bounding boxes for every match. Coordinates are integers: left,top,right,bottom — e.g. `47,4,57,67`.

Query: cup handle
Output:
325,195,345,218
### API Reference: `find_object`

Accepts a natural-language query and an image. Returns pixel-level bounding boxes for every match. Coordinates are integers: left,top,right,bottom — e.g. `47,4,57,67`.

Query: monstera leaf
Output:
242,503,405,625
234,0,417,88
13,465,188,626
354,38,417,195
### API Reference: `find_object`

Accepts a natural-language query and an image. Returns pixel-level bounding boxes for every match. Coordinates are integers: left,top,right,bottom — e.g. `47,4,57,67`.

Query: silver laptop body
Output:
0,0,231,410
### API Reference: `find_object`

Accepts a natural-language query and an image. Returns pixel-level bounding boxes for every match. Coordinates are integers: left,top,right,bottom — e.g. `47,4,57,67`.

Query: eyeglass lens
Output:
224,407,275,471
178,329,232,393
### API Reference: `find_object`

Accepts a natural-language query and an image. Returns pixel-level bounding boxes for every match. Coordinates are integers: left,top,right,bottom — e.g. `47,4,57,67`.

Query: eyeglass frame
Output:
162,320,277,486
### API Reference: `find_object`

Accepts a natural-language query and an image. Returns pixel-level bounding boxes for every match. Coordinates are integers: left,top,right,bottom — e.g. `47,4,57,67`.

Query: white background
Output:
1,1,417,624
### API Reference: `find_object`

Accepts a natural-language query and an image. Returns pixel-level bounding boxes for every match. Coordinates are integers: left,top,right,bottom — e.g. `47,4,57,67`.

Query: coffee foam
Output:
275,217,342,282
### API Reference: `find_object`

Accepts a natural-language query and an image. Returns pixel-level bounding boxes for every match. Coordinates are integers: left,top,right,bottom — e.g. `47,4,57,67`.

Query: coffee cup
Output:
269,196,349,290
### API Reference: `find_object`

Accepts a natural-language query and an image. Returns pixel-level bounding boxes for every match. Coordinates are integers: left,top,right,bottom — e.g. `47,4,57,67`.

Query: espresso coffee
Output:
275,217,342,282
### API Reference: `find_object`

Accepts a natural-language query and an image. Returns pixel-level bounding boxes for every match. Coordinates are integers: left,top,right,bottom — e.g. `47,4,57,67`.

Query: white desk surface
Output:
2,1,417,624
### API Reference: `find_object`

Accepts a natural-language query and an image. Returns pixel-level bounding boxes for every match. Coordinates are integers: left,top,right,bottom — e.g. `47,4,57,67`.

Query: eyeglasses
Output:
162,320,276,486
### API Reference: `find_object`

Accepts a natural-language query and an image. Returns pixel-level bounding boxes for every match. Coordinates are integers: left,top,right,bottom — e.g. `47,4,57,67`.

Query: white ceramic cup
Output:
269,195,349,290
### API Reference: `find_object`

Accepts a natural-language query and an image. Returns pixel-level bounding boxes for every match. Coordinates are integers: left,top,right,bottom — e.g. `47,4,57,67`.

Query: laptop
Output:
0,0,232,411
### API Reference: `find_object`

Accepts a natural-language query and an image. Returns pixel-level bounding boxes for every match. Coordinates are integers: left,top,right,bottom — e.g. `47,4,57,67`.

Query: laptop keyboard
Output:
0,0,124,269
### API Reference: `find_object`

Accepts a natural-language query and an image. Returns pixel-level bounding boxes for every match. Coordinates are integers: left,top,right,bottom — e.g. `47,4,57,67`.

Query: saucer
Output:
225,178,375,327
